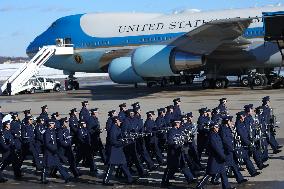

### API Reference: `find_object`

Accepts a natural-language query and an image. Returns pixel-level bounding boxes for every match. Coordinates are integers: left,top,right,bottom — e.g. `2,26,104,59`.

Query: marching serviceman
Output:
196,122,235,189
21,115,42,171
118,103,127,122
79,101,90,122
87,108,106,163
41,120,71,184
172,98,182,120
219,115,247,184
217,98,229,115
76,120,99,177
57,117,81,178
161,119,196,188
0,121,22,181
261,96,282,153
144,111,164,165
243,104,268,170
235,111,260,177
197,108,211,159
103,116,133,186
40,105,49,122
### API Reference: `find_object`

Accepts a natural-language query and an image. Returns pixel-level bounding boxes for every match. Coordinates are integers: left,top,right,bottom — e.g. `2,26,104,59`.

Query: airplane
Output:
26,5,284,90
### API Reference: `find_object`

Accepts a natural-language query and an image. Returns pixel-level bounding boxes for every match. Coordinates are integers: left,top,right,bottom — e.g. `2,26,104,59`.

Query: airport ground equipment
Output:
263,11,284,88
29,76,61,93
0,43,73,95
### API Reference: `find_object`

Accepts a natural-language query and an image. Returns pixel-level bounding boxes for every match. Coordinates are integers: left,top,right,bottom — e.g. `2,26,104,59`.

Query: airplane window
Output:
51,22,56,28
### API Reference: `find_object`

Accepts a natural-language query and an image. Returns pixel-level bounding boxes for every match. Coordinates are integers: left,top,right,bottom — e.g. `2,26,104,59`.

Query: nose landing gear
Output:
65,74,79,90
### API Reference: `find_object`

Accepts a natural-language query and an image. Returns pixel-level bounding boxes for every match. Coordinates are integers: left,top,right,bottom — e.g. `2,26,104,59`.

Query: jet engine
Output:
108,57,144,84
132,45,206,78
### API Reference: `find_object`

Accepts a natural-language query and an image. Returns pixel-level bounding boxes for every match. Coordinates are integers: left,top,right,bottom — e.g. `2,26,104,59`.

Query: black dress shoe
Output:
188,177,198,184
149,165,158,172
90,171,102,177
273,149,282,154
251,172,261,177
259,164,269,170
65,177,72,184
0,178,8,183
277,145,283,149
103,182,114,186
161,182,172,188
41,180,49,184
211,181,221,185
238,178,248,184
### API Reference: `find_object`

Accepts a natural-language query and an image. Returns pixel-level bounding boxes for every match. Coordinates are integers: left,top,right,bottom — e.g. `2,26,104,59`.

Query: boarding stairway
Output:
0,44,74,95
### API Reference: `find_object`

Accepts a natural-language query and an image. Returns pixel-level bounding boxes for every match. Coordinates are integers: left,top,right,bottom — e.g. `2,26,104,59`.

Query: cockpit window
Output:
51,22,56,28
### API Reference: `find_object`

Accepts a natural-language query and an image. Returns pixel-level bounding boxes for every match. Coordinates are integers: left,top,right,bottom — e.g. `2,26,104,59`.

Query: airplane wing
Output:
171,18,253,54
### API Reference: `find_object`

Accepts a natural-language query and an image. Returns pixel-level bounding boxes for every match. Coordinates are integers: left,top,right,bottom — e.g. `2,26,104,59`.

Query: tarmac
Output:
0,80,284,188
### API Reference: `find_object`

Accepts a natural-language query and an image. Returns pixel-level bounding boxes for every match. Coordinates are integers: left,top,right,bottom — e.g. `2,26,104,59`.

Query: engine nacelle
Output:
132,45,205,78
108,57,144,84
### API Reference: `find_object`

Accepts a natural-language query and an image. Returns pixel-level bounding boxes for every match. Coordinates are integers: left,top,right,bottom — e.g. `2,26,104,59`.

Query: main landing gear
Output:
202,78,229,89
65,73,79,90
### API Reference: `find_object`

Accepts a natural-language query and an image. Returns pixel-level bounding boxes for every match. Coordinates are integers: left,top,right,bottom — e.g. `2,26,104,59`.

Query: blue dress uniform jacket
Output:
0,129,22,177
219,125,235,165
43,128,59,167
144,119,158,144
69,115,78,136
236,120,250,147
106,124,127,165
206,130,226,175
40,112,49,122
106,117,114,132
118,111,126,122
34,123,46,153
122,117,138,133
10,120,21,138
217,104,228,114
0,129,14,152
164,112,174,126
79,107,90,122
155,116,166,130
57,127,72,148
43,128,70,180
10,120,22,150
87,116,100,135
166,127,185,169
173,105,181,120
262,105,271,123
21,124,35,143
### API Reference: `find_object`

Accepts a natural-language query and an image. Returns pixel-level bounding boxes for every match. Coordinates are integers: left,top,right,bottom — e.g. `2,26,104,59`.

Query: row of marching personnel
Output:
0,96,281,189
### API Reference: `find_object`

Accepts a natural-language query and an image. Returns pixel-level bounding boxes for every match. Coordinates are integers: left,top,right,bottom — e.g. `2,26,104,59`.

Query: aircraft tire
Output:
160,78,167,87
174,77,181,86
262,75,268,86
253,76,264,86
202,79,211,89
185,76,194,85
224,78,229,88
214,79,225,89
241,77,249,87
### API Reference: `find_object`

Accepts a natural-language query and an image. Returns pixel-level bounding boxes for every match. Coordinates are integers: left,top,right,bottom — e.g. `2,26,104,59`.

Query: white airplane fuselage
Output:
26,6,284,82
